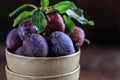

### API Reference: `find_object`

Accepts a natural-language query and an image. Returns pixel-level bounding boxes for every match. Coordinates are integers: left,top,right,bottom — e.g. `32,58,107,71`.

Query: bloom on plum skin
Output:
70,26,85,47
17,18,37,40
22,33,48,57
6,28,22,52
49,31,75,56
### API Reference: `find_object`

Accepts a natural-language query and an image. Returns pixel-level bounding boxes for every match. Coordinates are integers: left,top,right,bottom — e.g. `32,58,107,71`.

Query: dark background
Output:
0,0,120,46
0,0,120,80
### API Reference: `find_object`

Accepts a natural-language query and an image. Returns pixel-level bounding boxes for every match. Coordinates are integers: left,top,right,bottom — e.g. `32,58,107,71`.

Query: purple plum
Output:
17,18,37,40
22,34,48,57
45,12,65,36
49,31,75,56
6,28,22,52
15,47,25,56
70,26,85,47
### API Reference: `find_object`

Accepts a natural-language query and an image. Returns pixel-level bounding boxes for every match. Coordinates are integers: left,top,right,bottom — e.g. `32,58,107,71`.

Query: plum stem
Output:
84,39,90,45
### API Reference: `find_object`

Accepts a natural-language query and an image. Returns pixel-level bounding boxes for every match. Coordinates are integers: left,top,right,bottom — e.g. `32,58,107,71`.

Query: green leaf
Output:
40,0,49,7
32,9,47,33
13,10,35,27
65,9,94,26
63,15,75,34
87,20,94,26
52,1,77,13
9,4,37,17
73,8,83,16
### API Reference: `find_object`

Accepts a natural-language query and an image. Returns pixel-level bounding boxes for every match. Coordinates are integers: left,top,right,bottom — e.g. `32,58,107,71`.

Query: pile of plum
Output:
6,12,85,57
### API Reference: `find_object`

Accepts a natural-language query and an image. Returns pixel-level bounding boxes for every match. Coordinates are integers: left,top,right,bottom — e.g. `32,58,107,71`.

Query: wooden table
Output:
1,44,120,80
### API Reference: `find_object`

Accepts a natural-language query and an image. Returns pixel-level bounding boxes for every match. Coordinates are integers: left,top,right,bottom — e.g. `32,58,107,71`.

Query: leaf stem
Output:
9,4,37,17
84,39,90,45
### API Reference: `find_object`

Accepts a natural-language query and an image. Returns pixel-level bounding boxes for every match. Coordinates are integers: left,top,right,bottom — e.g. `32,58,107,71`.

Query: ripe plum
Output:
45,12,65,36
6,28,22,51
22,34,48,57
18,18,36,40
70,26,85,47
49,31,75,56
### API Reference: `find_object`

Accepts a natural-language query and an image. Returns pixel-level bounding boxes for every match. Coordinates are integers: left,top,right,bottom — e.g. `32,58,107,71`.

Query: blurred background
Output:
0,0,120,80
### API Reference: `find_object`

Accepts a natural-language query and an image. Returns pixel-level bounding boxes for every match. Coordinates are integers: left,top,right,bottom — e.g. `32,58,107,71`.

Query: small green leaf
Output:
13,10,35,27
87,20,94,26
9,4,37,17
52,1,77,13
32,9,47,33
63,15,75,34
40,0,49,7
65,9,94,26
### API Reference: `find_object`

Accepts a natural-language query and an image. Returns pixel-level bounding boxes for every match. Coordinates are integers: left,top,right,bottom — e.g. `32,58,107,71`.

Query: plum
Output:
22,33,48,57
49,31,75,56
45,12,65,36
15,47,25,56
18,18,37,40
70,26,85,47
6,28,22,52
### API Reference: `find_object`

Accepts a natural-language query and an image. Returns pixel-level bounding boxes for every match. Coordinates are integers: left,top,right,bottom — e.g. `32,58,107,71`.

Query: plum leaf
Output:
87,20,94,26
9,4,37,17
13,10,35,27
52,1,77,13
40,0,49,8
66,9,94,26
32,9,47,33
63,15,75,34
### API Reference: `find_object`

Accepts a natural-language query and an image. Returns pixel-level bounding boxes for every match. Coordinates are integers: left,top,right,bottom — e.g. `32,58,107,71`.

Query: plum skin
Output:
15,47,25,56
45,12,65,36
70,26,85,47
22,34,48,57
49,31,75,56
6,28,22,52
17,18,37,40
